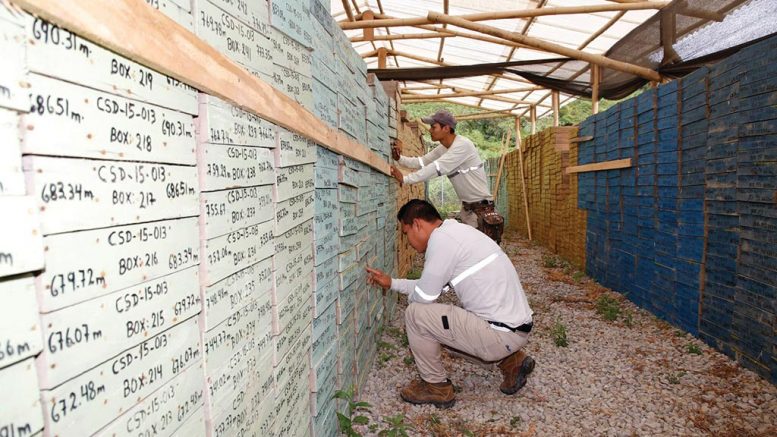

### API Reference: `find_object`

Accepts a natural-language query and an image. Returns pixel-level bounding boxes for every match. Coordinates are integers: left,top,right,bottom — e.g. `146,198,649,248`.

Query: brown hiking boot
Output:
498,351,535,395
400,378,455,408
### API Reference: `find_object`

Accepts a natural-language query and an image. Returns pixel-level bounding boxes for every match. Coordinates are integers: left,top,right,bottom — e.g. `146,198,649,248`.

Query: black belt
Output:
488,321,533,333
462,200,494,208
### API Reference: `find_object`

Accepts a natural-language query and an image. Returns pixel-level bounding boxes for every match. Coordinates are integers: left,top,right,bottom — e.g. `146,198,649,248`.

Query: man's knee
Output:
405,302,435,327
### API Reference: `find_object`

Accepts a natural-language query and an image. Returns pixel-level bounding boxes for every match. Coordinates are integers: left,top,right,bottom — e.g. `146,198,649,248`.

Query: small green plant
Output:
400,333,409,347
378,353,394,367
428,414,441,426
667,371,686,384
403,356,415,366
686,343,702,355
377,341,396,351
334,386,372,437
386,327,404,339
623,310,634,328
572,271,585,283
551,320,569,347
510,416,522,427
379,414,414,437
596,295,621,321
542,255,560,268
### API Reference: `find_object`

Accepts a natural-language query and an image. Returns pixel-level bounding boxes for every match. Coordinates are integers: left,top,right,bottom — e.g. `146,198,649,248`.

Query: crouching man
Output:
366,199,535,408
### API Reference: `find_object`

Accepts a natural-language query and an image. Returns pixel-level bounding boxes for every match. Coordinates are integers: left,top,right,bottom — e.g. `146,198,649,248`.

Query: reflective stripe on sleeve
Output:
413,285,440,302
448,162,484,178
450,253,499,287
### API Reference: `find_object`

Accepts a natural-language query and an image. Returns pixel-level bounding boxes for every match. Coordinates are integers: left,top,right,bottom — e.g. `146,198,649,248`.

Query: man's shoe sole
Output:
500,356,535,395
400,393,456,409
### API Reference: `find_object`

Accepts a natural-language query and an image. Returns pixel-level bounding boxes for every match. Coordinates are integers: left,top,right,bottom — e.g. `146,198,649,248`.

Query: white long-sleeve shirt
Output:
390,220,533,327
396,135,492,203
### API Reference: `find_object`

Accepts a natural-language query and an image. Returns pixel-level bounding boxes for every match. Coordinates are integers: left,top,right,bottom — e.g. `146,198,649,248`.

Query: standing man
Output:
366,199,535,408
391,109,504,243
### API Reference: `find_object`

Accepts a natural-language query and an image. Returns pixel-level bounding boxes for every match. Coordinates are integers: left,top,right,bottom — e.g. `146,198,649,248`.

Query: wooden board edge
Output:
565,158,632,174
12,0,390,175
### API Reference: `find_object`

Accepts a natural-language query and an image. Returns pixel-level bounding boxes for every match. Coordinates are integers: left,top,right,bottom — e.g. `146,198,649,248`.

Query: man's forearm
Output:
390,278,417,295
397,155,423,169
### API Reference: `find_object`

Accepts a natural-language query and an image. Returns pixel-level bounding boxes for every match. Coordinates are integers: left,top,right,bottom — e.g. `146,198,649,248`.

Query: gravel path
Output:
354,231,777,436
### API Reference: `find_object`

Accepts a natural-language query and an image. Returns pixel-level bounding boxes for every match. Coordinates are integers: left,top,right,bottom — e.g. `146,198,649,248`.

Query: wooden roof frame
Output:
341,0,681,120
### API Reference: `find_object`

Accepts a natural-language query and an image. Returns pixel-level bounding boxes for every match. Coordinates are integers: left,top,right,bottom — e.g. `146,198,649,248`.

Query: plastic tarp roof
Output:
330,0,775,118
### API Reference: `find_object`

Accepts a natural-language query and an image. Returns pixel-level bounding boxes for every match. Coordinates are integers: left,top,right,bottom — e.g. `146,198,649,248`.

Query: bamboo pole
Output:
340,2,669,30
492,130,510,203
415,80,545,99
377,47,388,69
362,10,375,40
341,0,354,21
375,0,401,68
403,98,532,111
457,112,521,121
457,108,520,117
367,14,533,51
390,50,449,66
515,119,532,240
403,93,532,106
436,0,450,82
591,64,600,114
552,90,560,126
530,106,537,134
402,84,456,91
476,0,548,108
401,86,543,99
515,5,629,122
660,7,680,65
349,0,361,14
427,12,662,82
351,31,454,42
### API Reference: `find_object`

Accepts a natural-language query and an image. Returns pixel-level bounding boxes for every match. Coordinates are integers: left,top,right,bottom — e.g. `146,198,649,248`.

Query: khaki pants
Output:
404,303,529,383
459,207,479,228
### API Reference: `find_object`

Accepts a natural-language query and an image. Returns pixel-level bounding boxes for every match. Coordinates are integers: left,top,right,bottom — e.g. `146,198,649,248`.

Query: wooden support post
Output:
362,10,375,41
530,106,536,134
493,130,510,203
515,118,532,240
660,8,680,65
552,90,560,127
591,64,600,114
377,47,388,69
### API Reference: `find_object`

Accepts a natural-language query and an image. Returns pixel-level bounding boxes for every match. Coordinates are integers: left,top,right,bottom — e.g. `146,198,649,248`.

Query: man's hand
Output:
366,267,391,289
391,139,403,161
390,165,404,186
